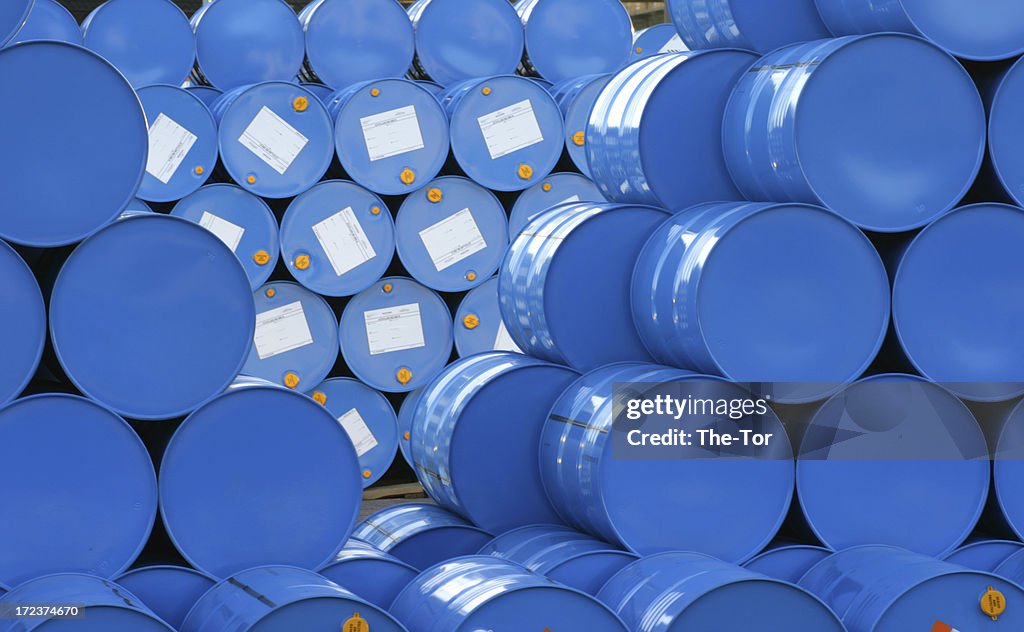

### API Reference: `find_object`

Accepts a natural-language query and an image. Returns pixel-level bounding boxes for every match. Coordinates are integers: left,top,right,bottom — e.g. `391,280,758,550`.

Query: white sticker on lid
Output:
493,319,522,353
199,211,245,253
254,301,314,360
477,99,545,160
360,105,426,162
364,303,426,355
146,113,198,184
338,408,379,457
312,207,377,277
238,106,309,175
659,33,687,54
419,208,487,272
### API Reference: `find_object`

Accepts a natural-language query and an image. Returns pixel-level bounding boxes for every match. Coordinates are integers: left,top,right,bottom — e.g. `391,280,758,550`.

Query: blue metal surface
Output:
454,277,522,358
943,538,1024,572
509,173,606,238
212,81,334,199
415,80,444,96
339,277,453,393
9,0,80,45
190,0,304,91
539,363,794,561
136,84,217,203
159,381,362,578
0,0,32,46
396,176,508,292
442,76,564,192
411,353,579,532
397,388,423,465
632,201,890,404
299,0,414,90
352,504,492,570
328,78,449,195
630,24,688,61
723,34,986,232
500,202,670,371
800,545,1024,631
0,240,44,407
407,0,524,87
115,566,216,629
186,84,222,108
0,395,157,586
550,74,612,178
996,549,1024,587
0,41,147,247
307,377,398,487
988,58,1024,206
515,0,633,84
743,543,833,584
180,565,405,631
667,0,830,53
390,556,628,631
316,539,418,610
120,198,153,217
171,183,280,290
993,399,1024,539
598,552,844,630
299,81,333,106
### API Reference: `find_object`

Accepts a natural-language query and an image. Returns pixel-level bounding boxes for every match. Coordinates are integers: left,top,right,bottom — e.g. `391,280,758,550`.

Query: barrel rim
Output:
114,564,218,583
0,239,45,407
988,55,1024,206
0,0,34,47
896,0,1024,62
519,0,633,83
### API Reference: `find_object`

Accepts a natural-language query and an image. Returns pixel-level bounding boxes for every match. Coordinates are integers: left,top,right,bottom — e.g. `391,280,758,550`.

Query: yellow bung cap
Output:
312,391,327,406
982,586,1006,619
403,431,410,440
636,47,643,54
370,88,381,97
427,188,443,203
400,168,416,185
371,206,382,216
343,613,368,632
293,97,308,112
253,250,270,265
572,131,586,147
284,372,300,389
265,288,276,298
463,314,480,330
246,175,257,185
295,255,311,270
481,86,492,96
466,271,477,282
383,283,393,293
518,164,534,180
194,166,204,176
396,368,413,385
542,183,552,192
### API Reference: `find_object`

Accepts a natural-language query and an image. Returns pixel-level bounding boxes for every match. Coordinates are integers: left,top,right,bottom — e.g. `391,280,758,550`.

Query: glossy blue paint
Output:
508,172,606,238
454,277,521,358
0,0,32,46
549,75,613,178
667,0,830,53
0,240,44,407
415,80,443,96
136,84,217,203
115,566,217,629
988,59,1024,206
120,198,154,217
9,0,80,45
396,388,423,465
316,539,418,610
743,543,833,584
298,81,333,106
630,24,688,61
353,504,492,570
992,399,1024,539
185,84,222,108
996,549,1024,586
943,538,1024,572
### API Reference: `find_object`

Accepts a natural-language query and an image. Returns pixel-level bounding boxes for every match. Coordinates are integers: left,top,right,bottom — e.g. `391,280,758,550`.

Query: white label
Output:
146,113,198,184
419,208,487,272
493,320,522,353
360,105,426,162
238,106,309,175
254,301,314,360
364,303,426,355
477,99,545,160
312,207,377,277
659,33,687,54
338,408,379,457
199,212,245,253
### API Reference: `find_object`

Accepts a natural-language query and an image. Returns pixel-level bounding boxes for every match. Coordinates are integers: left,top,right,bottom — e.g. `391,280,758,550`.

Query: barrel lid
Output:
943,539,1024,572
9,0,81,45
519,0,632,83
0,240,45,407
298,81,333,106
897,0,1024,61
317,549,417,611
354,504,493,570
994,400,1024,540
743,545,833,584
508,172,605,238
669,0,829,53
136,84,217,203
558,75,613,178
454,277,521,358
115,566,217,629
630,24,687,61
186,85,223,108
397,388,423,465
989,58,1024,206
0,0,32,46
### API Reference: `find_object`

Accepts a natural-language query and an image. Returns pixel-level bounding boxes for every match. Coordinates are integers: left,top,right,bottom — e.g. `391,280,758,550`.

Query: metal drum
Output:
992,398,1024,539
171,183,280,290
478,525,638,596
307,377,399,487
396,388,423,465
180,566,406,631
316,539,418,609
416,80,443,96
328,78,449,196
136,84,217,203
667,0,830,53
50,214,254,420
190,0,304,91
540,363,794,561
514,0,633,84
500,202,670,371
989,58,1024,205
339,277,453,393
550,74,613,178
299,81,333,106
0,395,157,586
799,545,1024,631
390,556,628,631
81,0,194,87
411,353,580,532
0,0,32,46
115,566,217,630
121,198,154,217
943,539,1024,572
352,503,492,570
508,172,606,238
0,240,44,407
723,34,986,232
186,84,222,108
159,380,362,578
211,81,334,199
632,201,890,404
454,277,521,358
630,24,688,61
743,543,834,584
9,0,80,45
407,0,524,87
0,42,147,247
996,550,1024,586
298,0,414,90
442,76,564,192
396,176,508,292
588,50,758,209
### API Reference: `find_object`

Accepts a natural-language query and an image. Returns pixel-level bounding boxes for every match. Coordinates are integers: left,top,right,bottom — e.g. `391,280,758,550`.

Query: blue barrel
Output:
743,543,834,584
630,24,688,61
339,277,453,393
540,363,794,561
500,202,670,371
298,0,414,90
180,565,405,631
0,574,173,631
992,398,1024,539
723,34,985,233
454,277,522,358
81,0,194,87
159,380,362,578
328,78,449,196
633,201,890,404
508,173,606,238
0,240,44,407
299,81,333,106
120,198,154,217
550,74,613,178
136,84,217,203
0,42,147,247
416,80,444,96
390,556,627,631
407,0,524,87
186,84,222,108
352,503,492,570
514,0,633,84
190,0,304,91
800,545,1024,630
396,176,508,292
443,76,564,192
996,549,1024,586
308,377,398,487
171,183,280,290
478,525,638,596
411,353,579,532
0,0,32,46
667,0,830,53
0,395,157,586
944,539,1024,572
316,539,418,610
989,58,1024,205
212,81,334,199
396,388,423,465
9,0,80,45
115,566,217,630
